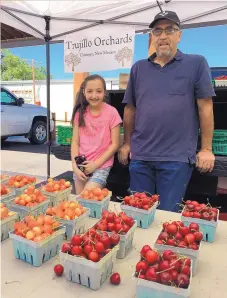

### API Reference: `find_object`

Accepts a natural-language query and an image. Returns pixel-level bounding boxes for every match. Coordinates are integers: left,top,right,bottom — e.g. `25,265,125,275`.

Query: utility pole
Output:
32,59,36,104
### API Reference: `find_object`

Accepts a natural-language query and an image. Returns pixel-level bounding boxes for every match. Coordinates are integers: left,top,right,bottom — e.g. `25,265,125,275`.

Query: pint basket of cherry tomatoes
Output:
180,200,219,243
93,210,137,259
0,203,18,241
120,192,159,229
77,188,111,218
6,175,36,195
41,178,72,207
60,228,120,290
46,200,90,240
9,214,65,267
0,174,10,185
154,220,203,276
134,246,192,298
8,185,50,220
0,184,15,205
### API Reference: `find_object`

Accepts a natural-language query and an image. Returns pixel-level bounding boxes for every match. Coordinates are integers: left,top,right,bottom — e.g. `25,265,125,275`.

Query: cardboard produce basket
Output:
9,226,65,267
96,220,137,259
1,212,18,241
0,175,10,185
181,208,219,243
134,269,192,298
60,244,119,290
0,189,15,205
154,242,200,276
120,201,158,229
77,191,111,219
8,199,50,220
54,208,90,240
42,186,72,207
14,182,36,196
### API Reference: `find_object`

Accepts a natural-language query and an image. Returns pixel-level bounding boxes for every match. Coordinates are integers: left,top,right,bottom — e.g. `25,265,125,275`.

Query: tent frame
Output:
1,2,162,178
1,1,227,177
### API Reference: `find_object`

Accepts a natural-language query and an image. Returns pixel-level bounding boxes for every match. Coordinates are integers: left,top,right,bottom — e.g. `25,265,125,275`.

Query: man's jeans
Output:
129,160,193,212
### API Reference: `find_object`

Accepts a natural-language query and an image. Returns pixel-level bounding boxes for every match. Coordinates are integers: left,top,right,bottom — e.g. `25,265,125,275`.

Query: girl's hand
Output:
79,161,98,175
73,167,88,181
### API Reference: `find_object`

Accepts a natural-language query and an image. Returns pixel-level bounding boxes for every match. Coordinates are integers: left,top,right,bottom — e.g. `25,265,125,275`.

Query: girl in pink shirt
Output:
71,74,122,194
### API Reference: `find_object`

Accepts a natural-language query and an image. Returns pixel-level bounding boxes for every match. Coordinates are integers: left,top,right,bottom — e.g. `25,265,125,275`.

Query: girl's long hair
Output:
71,74,107,127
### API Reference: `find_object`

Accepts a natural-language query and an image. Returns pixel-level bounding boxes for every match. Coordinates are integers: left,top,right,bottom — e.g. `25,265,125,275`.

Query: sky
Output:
9,24,227,80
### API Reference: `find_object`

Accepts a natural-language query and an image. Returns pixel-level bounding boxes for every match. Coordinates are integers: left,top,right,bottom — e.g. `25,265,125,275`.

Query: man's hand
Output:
79,161,98,175
118,144,131,165
196,149,215,173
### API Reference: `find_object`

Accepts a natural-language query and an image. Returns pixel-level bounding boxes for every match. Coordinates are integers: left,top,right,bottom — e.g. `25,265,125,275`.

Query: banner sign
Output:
64,25,135,72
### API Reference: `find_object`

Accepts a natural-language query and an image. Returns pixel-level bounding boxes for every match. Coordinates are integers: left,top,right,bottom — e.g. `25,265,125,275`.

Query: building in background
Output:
2,78,119,122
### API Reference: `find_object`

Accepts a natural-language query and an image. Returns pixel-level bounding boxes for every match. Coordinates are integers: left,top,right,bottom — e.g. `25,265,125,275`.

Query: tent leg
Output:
45,16,51,178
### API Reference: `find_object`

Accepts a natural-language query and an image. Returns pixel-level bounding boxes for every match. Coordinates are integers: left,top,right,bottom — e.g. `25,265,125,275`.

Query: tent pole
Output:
51,2,159,40
1,5,44,18
1,6,45,37
44,16,51,178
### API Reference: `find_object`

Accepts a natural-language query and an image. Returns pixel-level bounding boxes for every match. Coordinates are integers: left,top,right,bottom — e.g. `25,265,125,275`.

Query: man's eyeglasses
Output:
151,27,180,36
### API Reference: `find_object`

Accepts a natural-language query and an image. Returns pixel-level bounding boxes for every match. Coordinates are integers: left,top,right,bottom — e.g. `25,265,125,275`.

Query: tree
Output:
65,52,81,71
115,46,133,67
1,49,52,81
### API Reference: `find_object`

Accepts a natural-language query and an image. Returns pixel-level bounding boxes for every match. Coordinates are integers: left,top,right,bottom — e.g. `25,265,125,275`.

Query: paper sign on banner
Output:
64,25,135,72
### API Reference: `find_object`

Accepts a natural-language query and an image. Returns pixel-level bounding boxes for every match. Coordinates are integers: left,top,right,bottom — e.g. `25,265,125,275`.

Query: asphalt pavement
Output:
1,136,71,179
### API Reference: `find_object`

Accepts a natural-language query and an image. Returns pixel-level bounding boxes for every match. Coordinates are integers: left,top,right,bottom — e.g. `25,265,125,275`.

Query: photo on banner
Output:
64,25,135,72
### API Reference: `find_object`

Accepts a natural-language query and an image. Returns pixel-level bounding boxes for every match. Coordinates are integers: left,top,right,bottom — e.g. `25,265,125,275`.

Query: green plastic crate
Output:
212,130,227,155
57,126,73,145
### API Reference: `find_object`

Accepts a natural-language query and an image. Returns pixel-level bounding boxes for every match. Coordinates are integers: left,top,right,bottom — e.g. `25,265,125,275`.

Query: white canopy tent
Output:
1,0,227,177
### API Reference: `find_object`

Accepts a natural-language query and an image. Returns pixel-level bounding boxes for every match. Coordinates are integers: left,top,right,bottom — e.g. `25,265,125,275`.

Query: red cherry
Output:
166,239,176,246
184,233,195,245
136,261,148,274
140,245,152,256
110,233,120,245
54,264,64,277
189,223,199,232
145,250,159,265
194,231,203,242
159,272,172,285
179,226,190,236
176,273,190,288
88,251,99,262
145,267,159,282
178,241,187,248
110,273,121,285
175,232,183,241
181,265,190,276
100,235,110,249
61,243,71,253
95,241,105,253
71,235,82,246
162,250,177,261
71,245,82,256
166,224,178,235
170,269,179,281
159,260,170,271
83,244,93,256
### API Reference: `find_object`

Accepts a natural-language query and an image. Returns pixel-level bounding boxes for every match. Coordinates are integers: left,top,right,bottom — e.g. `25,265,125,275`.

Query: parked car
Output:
1,86,54,144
